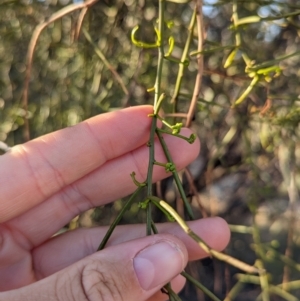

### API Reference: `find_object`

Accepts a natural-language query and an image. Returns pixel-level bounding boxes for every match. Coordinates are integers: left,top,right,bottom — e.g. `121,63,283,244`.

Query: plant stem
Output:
156,129,195,219
159,199,260,274
154,0,166,109
97,186,143,251
145,0,166,235
257,260,270,301
146,116,157,235
224,281,244,301
82,28,129,96
185,0,204,127
232,1,251,66
156,128,192,143
181,271,222,301
171,8,197,110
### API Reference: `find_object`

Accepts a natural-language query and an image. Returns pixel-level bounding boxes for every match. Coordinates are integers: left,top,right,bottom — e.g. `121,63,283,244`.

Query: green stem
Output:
146,116,157,235
145,0,166,235
82,28,129,96
229,224,253,234
156,128,196,143
97,186,143,251
154,0,166,109
151,220,159,234
156,129,194,219
261,10,300,21
236,273,261,284
261,245,300,272
171,7,197,110
159,199,260,274
247,50,300,72
257,260,270,301
224,281,245,301
154,93,166,115
153,161,168,168
148,196,175,221
181,271,222,301
165,284,183,301
232,1,251,66
146,205,152,235
232,1,241,46
268,286,299,301
233,75,259,107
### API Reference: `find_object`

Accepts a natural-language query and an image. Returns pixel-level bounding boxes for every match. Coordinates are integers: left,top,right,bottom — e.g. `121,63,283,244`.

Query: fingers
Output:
7,128,200,247
32,218,230,278
0,106,154,222
2,235,188,301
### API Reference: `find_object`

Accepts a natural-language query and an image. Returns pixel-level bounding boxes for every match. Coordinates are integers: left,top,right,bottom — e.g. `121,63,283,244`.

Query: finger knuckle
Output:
80,259,125,301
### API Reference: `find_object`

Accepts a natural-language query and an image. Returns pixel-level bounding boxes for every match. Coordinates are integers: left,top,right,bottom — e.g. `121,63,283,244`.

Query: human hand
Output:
0,105,230,301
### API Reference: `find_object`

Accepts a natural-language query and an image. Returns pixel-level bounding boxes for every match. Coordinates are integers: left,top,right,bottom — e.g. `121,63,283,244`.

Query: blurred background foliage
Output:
1,0,300,300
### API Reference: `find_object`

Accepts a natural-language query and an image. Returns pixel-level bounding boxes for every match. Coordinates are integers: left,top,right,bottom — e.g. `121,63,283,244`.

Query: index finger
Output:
0,106,154,222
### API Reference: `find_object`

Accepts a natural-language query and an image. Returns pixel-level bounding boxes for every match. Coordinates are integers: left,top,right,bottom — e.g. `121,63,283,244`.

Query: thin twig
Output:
181,271,222,301
159,199,260,274
22,0,99,141
170,7,197,109
97,187,143,251
82,28,129,96
257,260,270,301
184,167,207,218
75,7,89,40
164,113,188,118
224,280,244,301
156,130,195,220
144,0,167,235
283,171,299,288
185,0,204,127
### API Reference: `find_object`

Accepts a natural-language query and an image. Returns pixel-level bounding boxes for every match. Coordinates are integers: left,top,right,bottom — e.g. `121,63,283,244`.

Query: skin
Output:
0,105,230,301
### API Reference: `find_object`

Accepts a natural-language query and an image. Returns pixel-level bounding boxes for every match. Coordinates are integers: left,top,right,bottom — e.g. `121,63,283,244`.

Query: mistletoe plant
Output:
96,1,261,300
19,0,290,299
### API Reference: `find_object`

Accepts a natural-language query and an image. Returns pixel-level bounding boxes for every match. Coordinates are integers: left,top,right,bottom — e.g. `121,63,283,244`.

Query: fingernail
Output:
133,241,185,290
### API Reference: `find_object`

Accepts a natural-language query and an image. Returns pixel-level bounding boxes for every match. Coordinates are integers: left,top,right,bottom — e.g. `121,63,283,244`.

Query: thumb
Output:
1,234,188,301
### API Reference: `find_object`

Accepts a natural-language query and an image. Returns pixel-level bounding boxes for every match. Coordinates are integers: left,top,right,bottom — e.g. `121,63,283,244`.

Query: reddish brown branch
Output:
22,0,99,141
185,0,204,128
75,7,89,41
184,167,208,218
